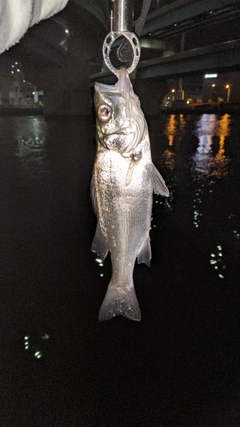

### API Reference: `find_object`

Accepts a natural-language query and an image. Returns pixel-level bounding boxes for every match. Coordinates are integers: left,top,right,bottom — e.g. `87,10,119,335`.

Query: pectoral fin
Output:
91,223,108,260
152,164,169,197
137,236,152,267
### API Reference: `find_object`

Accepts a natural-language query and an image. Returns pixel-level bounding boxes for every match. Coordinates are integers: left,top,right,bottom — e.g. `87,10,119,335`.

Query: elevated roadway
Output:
90,39,240,84
1,0,239,114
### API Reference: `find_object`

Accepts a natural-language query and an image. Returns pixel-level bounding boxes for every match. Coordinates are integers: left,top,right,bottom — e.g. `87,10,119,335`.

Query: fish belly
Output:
94,148,153,321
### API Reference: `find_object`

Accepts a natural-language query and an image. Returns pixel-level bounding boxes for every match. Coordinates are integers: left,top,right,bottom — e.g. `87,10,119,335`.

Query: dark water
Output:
0,113,240,426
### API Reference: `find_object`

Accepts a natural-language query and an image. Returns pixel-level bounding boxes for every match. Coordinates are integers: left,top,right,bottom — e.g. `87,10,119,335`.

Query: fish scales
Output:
91,68,169,321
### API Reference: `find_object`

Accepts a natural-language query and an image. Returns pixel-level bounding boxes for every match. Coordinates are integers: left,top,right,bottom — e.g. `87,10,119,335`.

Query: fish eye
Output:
97,105,112,122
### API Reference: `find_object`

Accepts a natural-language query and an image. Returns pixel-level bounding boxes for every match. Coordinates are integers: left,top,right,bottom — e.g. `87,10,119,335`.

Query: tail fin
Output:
99,282,141,322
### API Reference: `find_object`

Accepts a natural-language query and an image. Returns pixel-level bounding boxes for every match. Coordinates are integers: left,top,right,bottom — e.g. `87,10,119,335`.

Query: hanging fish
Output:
91,67,169,322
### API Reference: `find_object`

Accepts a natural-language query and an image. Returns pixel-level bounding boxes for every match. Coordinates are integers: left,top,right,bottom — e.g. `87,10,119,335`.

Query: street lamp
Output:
211,83,216,102
225,84,231,103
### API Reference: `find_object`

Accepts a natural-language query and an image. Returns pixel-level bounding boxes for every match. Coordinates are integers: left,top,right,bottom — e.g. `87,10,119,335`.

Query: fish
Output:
91,67,169,322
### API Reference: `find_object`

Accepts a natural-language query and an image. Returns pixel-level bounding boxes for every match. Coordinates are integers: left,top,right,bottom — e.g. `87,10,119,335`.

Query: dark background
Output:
0,113,240,426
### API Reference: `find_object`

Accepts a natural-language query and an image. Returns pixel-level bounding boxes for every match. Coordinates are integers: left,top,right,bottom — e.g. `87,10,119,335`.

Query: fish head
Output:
94,68,145,156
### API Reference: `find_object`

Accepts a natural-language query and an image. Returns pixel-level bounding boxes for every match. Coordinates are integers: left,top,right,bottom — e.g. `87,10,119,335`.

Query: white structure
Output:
0,74,40,108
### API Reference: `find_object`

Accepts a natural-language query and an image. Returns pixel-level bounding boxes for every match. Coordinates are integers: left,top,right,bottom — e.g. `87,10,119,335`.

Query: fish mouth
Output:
95,68,131,94
108,127,130,136
95,81,121,95
100,126,131,138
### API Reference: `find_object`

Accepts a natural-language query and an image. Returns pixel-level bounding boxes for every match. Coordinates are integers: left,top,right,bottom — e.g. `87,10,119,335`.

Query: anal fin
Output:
137,236,152,267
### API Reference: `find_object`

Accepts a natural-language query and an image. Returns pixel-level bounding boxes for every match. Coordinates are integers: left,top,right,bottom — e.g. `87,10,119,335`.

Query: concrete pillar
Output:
42,55,91,116
133,78,168,116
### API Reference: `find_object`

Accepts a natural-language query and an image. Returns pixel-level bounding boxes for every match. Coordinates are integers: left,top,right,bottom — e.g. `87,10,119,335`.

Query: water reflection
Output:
163,114,188,173
192,114,230,179
192,187,203,228
95,256,105,278
214,113,231,179
163,114,177,173
23,332,50,360
209,245,226,279
17,135,45,147
165,114,177,147
161,114,186,211
15,117,48,176
162,149,175,172
164,114,187,146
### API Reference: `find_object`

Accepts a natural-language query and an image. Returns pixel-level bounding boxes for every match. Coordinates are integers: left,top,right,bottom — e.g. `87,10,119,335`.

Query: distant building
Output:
202,71,240,103
0,74,42,108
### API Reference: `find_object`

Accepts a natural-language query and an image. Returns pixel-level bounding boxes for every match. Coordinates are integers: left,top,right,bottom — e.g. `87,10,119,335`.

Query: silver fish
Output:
91,68,169,322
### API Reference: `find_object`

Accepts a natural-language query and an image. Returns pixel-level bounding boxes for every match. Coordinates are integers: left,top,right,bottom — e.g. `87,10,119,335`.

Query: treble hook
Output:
102,0,141,78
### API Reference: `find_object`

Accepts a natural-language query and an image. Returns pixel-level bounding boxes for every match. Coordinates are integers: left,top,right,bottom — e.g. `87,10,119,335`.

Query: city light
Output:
225,84,231,103
205,73,218,78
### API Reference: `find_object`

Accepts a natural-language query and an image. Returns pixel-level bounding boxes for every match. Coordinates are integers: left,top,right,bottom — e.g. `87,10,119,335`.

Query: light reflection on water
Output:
209,245,226,279
158,114,239,247
23,332,50,360
161,113,235,234
15,117,48,176
192,113,230,179
162,113,231,180
95,256,105,277
162,114,183,171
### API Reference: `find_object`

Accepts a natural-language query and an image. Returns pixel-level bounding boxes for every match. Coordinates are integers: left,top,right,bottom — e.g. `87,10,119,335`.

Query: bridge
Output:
0,0,239,114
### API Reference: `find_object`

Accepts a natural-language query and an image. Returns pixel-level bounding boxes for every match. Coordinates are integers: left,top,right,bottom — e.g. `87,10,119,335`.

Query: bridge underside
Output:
1,0,240,114
90,40,240,84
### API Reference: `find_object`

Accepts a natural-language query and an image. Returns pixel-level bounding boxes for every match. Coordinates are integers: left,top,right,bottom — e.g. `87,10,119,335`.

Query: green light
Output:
34,351,42,359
